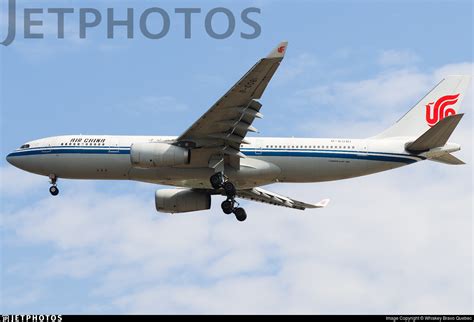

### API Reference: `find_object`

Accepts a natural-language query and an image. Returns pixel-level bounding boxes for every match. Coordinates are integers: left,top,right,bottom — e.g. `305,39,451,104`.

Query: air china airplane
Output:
6,42,471,222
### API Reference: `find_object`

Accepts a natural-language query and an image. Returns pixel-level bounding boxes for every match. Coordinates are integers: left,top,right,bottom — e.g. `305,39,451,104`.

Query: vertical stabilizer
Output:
374,75,471,139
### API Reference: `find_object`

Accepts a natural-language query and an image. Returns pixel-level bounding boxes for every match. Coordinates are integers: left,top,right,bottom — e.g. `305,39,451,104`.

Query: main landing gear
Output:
211,173,247,222
49,174,59,196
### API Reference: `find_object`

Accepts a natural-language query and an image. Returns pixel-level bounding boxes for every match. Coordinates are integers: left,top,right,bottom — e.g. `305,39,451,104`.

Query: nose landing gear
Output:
49,174,59,196
210,173,247,222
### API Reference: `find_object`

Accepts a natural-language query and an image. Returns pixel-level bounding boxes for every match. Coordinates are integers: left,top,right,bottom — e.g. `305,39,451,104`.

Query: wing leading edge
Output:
177,41,288,169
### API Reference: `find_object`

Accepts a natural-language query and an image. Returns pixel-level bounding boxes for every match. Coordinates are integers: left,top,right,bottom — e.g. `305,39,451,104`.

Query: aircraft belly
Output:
258,155,408,182
363,160,405,175
128,158,281,189
226,158,281,188
254,155,387,182
129,167,216,188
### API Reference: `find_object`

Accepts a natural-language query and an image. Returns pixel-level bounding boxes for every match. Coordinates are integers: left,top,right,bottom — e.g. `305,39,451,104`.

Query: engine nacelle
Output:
130,142,189,168
155,189,211,213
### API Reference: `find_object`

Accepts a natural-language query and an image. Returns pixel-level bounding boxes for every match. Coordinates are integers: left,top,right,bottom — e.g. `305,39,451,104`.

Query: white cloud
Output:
433,62,474,80
378,49,420,67
1,61,472,314
2,150,472,314
296,62,473,138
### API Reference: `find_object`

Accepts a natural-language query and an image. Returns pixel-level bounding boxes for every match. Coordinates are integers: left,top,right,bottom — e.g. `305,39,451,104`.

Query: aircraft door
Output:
108,138,120,154
254,139,262,155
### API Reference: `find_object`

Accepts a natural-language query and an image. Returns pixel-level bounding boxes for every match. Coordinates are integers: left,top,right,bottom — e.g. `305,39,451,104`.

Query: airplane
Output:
5,42,471,222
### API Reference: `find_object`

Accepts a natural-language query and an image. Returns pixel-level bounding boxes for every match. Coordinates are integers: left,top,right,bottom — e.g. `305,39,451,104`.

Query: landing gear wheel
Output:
233,207,247,222
210,173,223,189
223,181,236,197
49,185,59,196
221,199,234,214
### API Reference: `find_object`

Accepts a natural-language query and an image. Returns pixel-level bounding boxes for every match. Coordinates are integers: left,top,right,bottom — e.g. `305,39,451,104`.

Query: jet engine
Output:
155,189,211,213
130,142,189,168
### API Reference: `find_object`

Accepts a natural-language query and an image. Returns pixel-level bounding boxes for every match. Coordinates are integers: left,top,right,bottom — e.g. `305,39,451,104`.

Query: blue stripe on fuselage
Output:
7,147,422,164
242,150,419,164
7,147,130,157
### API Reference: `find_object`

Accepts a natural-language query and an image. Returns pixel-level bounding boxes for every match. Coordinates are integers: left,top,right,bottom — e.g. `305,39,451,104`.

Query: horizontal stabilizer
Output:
406,114,463,152
430,153,465,165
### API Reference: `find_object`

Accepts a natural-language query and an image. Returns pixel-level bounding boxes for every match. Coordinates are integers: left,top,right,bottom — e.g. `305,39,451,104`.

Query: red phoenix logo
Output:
425,94,459,127
277,45,286,54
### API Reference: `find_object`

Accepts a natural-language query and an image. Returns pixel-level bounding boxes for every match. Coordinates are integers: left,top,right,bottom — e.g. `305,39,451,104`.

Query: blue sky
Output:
1,0,473,314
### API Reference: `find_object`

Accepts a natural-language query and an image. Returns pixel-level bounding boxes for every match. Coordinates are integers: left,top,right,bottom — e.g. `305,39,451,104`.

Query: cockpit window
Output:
19,144,30,149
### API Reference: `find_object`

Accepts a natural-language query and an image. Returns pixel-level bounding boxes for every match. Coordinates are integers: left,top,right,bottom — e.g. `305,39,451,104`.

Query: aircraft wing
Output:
235,187,330,210
176,41,288,169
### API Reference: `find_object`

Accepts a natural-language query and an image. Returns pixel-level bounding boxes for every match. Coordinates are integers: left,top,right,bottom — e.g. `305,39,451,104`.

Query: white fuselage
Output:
6,135,424,189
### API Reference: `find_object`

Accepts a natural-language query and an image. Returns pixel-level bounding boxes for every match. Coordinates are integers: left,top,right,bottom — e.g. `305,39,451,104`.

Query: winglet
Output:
266,41,288,59
315,198,330,208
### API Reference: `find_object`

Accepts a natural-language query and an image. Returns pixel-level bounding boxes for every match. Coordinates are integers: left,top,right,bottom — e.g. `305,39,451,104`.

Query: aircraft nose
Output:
6,152,17,167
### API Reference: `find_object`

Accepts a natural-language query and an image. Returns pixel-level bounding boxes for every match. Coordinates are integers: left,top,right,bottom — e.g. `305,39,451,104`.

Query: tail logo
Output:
425,94,460,127
277,45,286,54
